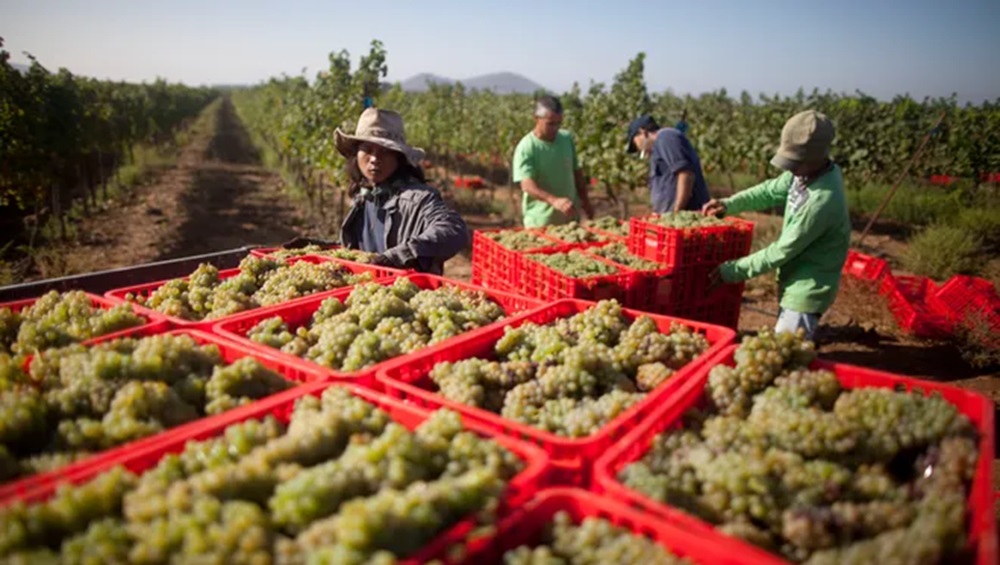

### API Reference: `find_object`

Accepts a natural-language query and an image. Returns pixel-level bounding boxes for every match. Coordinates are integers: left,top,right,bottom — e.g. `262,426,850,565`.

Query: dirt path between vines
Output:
60,97,306,274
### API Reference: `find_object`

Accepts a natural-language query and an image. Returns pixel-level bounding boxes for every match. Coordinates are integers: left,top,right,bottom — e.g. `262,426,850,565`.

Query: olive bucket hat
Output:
771,110,835,171
334,107,426,167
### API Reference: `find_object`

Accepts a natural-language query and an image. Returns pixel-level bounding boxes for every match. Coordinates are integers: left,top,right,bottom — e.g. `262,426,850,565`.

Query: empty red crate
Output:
0,382,550,565
879,274,955,337
594,344,996,565
519,248,636,303
103,256,391,329
0,292,168,350
447,488,778,564
377,299,735,485
842,249,889,281
0,326,326,502
936,276,1000,344
628,216,754,269
212,274,544,388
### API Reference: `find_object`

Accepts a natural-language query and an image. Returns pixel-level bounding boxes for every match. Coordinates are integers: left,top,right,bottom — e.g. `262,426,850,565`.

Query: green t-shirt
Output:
512,130,581,227
718,165,851,314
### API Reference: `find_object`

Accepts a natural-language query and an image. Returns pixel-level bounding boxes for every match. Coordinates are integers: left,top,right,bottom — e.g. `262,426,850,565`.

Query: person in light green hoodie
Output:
703,110,850,341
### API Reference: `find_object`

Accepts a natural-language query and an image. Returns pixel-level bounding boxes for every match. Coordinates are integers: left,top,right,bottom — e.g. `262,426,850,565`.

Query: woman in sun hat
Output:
702,110,851,342
334,107,469,275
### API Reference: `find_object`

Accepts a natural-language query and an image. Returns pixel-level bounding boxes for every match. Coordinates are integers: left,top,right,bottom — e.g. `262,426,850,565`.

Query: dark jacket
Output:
340,178,470,275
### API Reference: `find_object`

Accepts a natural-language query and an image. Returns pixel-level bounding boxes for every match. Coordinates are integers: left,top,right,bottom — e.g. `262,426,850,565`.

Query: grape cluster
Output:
526,250,620,278
263,244,378,264
247,278,506,372
126,256,372,321
589,242,663,271
430,300,710,437
647,211,727,229
535,221,603,243
0,387,524,563
0,334,292,482
619,328,980,563
483,230,556,251
503,510,692,564
586,215,629,237
0,290,146,356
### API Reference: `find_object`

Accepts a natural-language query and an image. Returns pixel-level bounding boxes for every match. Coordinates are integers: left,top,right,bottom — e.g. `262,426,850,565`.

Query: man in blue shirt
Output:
626,115,710,213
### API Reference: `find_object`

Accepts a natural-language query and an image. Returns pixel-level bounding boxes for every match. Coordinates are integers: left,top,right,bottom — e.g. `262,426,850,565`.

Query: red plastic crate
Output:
936,276,1000,346
455,176,485,189
0,292,167,349
879,274,955,338
519,248,637,304
471,229,569,292
594,344,996,565
627,216,754,269
212,274,545,388
103,256,391,329
445,488,777,565
0,382,550,565
842,249,889,282
669,287,744,330
0,326,326,502
377,299,736,486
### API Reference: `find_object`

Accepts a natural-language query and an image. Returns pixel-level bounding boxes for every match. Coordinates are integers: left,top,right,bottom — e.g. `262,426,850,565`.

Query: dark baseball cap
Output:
626,115,658,153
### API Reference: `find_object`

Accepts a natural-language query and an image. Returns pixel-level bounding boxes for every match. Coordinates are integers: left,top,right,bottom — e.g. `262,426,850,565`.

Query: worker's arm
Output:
673,170,695,213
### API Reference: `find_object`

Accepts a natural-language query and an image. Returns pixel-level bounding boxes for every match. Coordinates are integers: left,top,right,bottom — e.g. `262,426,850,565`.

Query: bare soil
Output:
56,97,306,274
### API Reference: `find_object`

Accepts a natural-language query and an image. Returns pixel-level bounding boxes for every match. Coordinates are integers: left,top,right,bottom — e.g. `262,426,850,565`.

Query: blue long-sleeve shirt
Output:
649,128,710,213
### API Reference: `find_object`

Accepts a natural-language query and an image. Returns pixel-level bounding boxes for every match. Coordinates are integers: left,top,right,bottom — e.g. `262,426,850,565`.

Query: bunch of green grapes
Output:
587,215,629,237
646,211,727,229
1,290,146,356
127,256,370,321
590,242,663,271
503,510,693,564
0,387,523,564
0,334,291,482
536,221,602,243
483,230,556,251
246,278,507,372
618,328,980,563
527,250,619,278
264,245,377,264
430,300,710,437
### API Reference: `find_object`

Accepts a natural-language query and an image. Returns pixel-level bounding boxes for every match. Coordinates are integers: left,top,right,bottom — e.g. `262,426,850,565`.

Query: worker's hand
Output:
370,254,398,268
550,197,576,217
707,266,725,291
702,199,727,218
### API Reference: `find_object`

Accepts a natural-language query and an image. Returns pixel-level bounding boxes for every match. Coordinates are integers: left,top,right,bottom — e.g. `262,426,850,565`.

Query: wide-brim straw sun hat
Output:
334,107,426,167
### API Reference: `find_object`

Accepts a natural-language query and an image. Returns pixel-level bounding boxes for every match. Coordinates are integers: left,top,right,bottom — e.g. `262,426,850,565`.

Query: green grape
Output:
589,243,663,271
536,221,601,243
526,251,618,278
586,216,629,237
204,357,293,415
483,230,555,251
7,291,145,356
646,211,726,229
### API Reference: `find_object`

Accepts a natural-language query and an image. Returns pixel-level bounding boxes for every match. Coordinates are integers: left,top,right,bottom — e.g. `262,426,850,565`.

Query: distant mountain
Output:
399,71,547,94
400,73,454,92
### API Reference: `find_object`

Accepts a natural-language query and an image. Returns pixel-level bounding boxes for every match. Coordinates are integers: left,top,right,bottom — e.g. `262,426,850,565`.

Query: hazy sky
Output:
4,0,999,102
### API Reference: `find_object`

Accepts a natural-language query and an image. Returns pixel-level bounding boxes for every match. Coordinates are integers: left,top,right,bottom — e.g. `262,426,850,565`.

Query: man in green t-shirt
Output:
703,110,851,342
512,96,594,227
